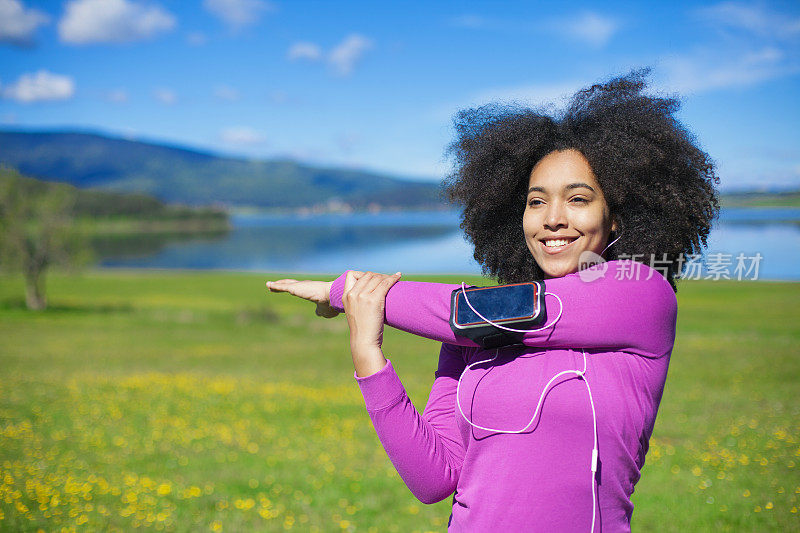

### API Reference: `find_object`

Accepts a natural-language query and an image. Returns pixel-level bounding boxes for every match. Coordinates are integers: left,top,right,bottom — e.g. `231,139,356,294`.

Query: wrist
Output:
350,342,383,358
325,281,333,303
351,345,387,378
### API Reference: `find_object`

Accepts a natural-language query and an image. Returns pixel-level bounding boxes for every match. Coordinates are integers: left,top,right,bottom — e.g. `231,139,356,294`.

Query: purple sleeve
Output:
329,260,677,358
355,345,468,504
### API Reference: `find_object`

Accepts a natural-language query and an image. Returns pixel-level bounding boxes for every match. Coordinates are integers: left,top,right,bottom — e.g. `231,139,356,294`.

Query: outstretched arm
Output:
329,261,677,358
329,273,480,347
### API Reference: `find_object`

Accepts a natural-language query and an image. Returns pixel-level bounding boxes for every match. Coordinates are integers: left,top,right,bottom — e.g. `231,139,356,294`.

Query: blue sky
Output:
1,0,799,190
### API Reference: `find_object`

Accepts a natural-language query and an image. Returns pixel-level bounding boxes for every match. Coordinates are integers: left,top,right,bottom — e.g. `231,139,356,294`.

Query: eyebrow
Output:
527,182,596,194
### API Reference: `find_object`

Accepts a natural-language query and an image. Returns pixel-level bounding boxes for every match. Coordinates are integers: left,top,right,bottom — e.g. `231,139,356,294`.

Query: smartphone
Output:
449,282,546,348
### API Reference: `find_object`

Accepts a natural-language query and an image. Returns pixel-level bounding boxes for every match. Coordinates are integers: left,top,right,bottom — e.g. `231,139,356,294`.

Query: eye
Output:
528,198,544,207
570,196,588,204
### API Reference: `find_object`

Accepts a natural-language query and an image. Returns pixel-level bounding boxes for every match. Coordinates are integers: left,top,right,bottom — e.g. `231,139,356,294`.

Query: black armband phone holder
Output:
449,281,547,349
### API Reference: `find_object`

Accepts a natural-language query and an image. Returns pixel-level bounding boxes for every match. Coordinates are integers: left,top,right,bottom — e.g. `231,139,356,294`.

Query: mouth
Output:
539,236,578,254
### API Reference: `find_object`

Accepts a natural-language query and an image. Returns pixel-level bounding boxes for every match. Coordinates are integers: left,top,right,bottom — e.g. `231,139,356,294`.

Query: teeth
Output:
544,239,573,247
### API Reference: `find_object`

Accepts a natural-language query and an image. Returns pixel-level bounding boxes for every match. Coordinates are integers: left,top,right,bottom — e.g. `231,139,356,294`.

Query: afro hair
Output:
442,67,720,291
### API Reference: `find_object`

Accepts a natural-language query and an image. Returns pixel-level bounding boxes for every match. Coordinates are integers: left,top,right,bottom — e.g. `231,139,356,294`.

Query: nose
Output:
543,201,568,231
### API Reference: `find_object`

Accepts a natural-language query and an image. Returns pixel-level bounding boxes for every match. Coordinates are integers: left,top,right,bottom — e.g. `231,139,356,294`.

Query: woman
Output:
266,69,719,531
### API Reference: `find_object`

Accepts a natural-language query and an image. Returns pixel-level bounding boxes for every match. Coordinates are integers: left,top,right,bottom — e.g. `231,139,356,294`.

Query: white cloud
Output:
288,41,322,61
657,45,798,94
220,126,266,145
287,35,374,76
58,0,175,45
695,1,800,40
153,88,177,105
450,14,487,29
0,0,49,46
551,11,620,48
268,90,290,104
203,0,274,29
329,34,373,76
106,88,128,103
335,133,360,154
186,31,207,46
428,78,588,124
214,85,239,101
663,3,800,95
462,39,798,110
2,70,75,102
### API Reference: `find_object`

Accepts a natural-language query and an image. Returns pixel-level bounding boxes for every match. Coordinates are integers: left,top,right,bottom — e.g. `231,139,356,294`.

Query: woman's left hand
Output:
265,278,340,318
343,271,402,367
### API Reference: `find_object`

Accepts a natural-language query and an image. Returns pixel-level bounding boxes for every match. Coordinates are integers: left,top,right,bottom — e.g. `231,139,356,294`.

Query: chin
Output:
543,268,577,279
538,259,579,279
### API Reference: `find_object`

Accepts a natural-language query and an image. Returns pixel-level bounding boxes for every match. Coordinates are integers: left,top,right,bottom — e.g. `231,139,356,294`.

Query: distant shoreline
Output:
719,190,800,208
76,217,231,235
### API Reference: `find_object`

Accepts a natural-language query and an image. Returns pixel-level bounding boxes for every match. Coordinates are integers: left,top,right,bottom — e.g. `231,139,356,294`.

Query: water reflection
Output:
97,208,800,280
99,210,468,273
90,229,229,260
718,207,800,224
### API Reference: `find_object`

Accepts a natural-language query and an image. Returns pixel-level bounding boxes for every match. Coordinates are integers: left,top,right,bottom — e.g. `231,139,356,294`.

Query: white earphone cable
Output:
455,281,599,532
455,348,598,532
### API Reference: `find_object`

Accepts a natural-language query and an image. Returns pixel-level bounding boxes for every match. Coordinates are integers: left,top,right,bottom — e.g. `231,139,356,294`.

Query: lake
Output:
99,207,800,281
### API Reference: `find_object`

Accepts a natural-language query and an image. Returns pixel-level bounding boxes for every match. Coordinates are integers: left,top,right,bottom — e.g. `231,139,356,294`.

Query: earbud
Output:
601,231,622,257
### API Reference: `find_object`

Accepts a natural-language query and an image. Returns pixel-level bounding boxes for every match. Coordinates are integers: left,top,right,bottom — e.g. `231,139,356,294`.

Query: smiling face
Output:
522,149,617,279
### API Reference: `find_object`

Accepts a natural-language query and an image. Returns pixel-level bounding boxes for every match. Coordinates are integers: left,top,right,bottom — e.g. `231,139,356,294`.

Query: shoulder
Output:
618,258,675,293
594,259,676,301
567,258,677,322
539,258,678,319
607,259,678,326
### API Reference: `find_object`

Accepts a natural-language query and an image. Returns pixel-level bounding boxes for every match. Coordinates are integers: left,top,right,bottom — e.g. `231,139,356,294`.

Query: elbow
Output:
412,485,456,505
400,467,459,505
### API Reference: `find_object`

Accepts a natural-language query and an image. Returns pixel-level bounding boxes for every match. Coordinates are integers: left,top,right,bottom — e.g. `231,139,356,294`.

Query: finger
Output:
345,271,377,300
358,272,395,295
373,272,402,295
361,272,401,297
350,270,378,287
265,279,298,292
344,271,359,294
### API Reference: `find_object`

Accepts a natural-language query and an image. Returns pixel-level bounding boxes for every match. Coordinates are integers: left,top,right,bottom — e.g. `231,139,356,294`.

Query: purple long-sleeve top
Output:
328,260,677,532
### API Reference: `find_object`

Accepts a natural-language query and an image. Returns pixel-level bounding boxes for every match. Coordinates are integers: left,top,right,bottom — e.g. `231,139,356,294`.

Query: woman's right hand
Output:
266,275,362,318
342,270,401,377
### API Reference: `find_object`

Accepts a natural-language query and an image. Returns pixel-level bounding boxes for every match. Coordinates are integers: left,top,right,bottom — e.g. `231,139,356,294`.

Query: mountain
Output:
0,130,446,210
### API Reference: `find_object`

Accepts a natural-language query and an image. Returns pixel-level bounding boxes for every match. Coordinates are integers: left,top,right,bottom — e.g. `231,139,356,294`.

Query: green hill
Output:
720,189,800,208
0,167,228,226
0,130,445,210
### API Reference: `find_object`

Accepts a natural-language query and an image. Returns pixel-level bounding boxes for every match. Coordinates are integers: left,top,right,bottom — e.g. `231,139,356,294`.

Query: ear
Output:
610,217,619,233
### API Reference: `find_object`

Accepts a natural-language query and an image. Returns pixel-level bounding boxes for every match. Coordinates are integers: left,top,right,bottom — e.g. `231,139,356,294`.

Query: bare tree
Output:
0,168,91,310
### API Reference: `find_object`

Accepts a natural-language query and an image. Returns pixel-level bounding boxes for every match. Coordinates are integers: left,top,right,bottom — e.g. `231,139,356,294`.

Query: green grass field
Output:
0,270,798,532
